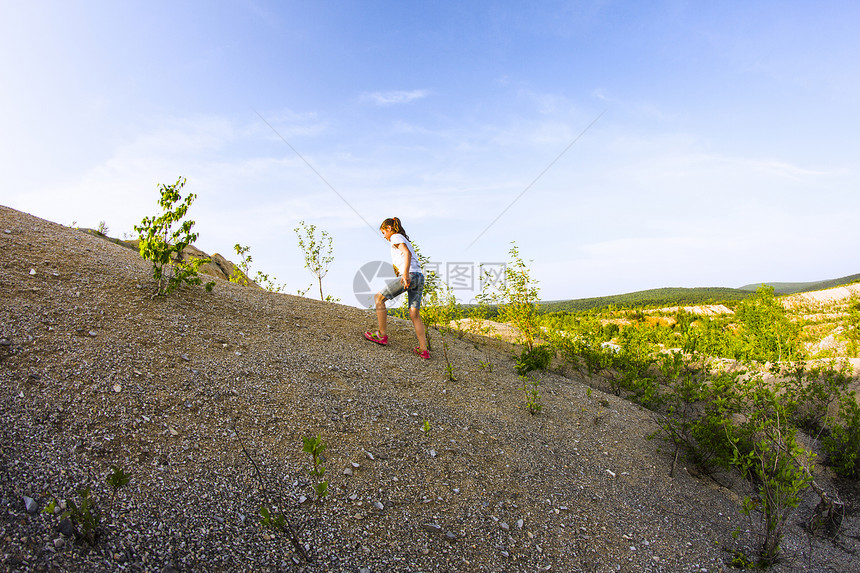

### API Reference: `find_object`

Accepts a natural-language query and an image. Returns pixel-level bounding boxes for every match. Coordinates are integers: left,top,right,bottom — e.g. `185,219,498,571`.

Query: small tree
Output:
735,285,799,362
294,221,335,301
493,242,541,351
230,243,252,286
134,177,213,296
229,243,287,292
730,380,814,566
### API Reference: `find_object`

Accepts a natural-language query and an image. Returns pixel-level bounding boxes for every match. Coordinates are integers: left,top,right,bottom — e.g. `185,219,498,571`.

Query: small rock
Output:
23,496,37,514
428,449,437,458
373,501,384,511
58,518,75,537
29,269,36,275
343,467,353,476
181,354,191,361
423,523,442,534
500,522,510,531
53,538,64,548
364,451,375,461
445,531,457,541
169,427,179,436
516,519,524,529
88,330,98,337
112,384,122,393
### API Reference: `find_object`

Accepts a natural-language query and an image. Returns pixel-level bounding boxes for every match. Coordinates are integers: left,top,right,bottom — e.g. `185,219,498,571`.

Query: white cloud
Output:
360,89,429,106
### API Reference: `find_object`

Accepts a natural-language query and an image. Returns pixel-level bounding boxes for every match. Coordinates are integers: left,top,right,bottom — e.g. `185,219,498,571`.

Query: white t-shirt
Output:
389,233,422,276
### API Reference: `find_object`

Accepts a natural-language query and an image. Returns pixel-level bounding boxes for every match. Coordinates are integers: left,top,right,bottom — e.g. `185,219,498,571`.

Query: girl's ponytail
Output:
381,217,409,240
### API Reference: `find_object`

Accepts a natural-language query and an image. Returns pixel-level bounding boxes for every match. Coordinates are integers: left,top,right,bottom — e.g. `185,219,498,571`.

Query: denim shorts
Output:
380,272,424,310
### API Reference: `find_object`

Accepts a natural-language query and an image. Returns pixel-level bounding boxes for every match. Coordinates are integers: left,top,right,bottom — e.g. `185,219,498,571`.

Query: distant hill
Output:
543,273,860,313
540,287,750,313
738,272,860,295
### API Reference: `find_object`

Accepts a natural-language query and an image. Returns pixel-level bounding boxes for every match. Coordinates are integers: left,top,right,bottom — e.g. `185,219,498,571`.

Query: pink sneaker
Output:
364,331,388,345
413,347,430,360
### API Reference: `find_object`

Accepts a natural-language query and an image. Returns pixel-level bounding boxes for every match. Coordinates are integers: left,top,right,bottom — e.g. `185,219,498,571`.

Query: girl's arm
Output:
395,243,412,287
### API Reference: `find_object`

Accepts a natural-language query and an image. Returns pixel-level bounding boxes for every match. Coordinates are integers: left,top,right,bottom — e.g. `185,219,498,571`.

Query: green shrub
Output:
731,383,814,566
302,434,329,501
520,374,542,415
515,345,553,375
735,285,800,362
43,487,100,545
229,243,252,286
823,391,860,478
134,177,214,296
784,361,852,435
492,242,541,351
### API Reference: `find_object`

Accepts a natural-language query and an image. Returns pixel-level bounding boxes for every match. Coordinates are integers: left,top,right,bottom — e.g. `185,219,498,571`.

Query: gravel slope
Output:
1,205,856,572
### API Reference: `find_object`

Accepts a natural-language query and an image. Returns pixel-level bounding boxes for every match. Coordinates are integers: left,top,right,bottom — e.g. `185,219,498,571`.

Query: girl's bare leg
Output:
409,307,427,352
374,292,388,337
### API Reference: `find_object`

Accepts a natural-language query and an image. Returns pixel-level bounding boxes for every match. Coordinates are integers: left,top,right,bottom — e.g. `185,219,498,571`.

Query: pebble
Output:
423,523,442,534
23,496,37,514
58,518,75,537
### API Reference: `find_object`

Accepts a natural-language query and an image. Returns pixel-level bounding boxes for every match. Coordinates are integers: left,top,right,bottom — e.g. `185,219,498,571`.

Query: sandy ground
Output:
1,204,858,572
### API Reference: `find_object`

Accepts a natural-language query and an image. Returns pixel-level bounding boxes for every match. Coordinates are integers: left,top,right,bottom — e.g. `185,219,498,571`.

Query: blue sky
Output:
3,1,859,306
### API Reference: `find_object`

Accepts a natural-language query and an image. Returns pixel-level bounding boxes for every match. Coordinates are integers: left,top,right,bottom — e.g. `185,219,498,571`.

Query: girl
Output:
364,217,429,359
